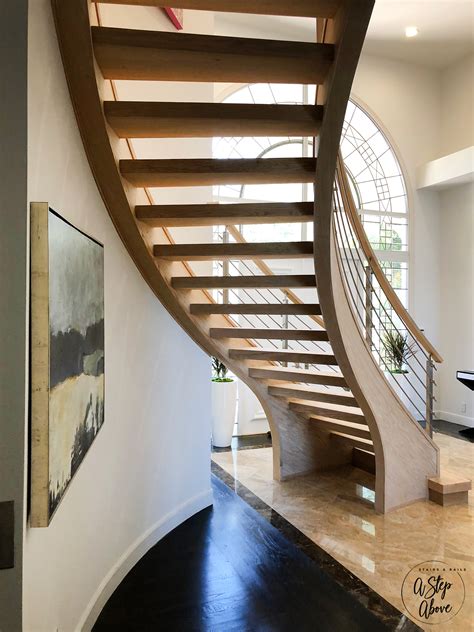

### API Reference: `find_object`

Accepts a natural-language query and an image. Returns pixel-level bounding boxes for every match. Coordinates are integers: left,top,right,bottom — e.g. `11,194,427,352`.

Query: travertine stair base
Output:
428,472,471,506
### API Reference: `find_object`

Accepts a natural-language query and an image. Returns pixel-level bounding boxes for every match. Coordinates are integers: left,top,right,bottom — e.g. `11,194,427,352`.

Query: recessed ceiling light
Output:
405,26,419,38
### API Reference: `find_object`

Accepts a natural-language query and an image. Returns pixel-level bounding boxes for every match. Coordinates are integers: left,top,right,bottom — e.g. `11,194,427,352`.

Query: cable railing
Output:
334,154,441,435
211,225,343,386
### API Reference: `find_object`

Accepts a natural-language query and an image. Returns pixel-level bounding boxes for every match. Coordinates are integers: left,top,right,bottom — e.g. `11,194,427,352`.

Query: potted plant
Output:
382,330,415,374
211,357,237,448
382,331,418,417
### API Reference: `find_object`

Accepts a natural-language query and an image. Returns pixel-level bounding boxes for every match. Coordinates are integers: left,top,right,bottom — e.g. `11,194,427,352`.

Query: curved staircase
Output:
52,0,443,512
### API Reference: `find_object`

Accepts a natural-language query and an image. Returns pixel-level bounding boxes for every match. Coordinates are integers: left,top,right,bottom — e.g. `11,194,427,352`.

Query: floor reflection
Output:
212,431,473,631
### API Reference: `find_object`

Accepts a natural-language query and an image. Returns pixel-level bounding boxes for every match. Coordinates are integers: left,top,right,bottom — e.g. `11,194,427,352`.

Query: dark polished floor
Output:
433,418,473,442
212,432,272,453
94,476,406,632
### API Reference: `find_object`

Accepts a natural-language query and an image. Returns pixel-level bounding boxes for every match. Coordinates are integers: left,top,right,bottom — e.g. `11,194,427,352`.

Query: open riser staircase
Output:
53,0,444,513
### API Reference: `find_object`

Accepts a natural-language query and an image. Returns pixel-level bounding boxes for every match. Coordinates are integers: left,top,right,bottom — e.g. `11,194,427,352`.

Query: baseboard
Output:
435,410,474,428
77,488,213,632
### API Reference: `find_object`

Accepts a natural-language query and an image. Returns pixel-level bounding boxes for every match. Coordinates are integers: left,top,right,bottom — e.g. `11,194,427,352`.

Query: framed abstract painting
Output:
30,203,105,527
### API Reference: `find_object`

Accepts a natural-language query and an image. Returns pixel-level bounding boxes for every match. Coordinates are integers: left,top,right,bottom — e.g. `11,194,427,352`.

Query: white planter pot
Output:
387,371,420,420
237,380,269,436
211,379,237,447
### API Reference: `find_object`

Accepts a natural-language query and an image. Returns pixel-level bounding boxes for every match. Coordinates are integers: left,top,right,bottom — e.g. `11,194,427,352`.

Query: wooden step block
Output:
172,274,316,289
95,0,340,19
428,473,471,506
268,384,356,407
92,27,334,84
249,366,347,387
311,418,371,441
136,202,314,227
289,401,365,424
210,328,328,341
352,447,376,475
121,157,317,187
229,348,337,364
154,241,313,261
190,303,322,316
331,432,375,454
106,102,324,138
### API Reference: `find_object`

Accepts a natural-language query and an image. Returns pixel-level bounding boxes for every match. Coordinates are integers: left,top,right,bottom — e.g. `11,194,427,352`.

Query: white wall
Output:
23,3,212,630
437,183,474,426
433,53,474,425
440,53,474,157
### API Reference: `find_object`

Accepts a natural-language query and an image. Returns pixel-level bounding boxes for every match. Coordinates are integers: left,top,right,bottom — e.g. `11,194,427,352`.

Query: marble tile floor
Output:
212,431,473,631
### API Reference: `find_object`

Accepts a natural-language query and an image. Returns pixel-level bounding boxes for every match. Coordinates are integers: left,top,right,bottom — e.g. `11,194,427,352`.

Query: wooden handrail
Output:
335,153,443,363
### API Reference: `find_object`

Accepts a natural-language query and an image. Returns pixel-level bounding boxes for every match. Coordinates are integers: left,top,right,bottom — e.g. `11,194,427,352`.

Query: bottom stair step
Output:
428,472,471,506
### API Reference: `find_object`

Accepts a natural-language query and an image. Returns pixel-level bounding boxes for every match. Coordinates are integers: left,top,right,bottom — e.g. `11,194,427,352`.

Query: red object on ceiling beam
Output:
163,8,184,30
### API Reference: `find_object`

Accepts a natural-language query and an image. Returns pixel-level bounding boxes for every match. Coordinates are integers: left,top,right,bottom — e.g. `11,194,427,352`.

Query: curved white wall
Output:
24,3,212,630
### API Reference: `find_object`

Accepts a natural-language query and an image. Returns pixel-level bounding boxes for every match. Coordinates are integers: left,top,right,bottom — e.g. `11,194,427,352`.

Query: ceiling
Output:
364,0,474,68
215,1,474,69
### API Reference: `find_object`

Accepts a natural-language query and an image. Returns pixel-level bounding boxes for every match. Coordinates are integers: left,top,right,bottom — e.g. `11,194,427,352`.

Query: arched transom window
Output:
213,84,409,310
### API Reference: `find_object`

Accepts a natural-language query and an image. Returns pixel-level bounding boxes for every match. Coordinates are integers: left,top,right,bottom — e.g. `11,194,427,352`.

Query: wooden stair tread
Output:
96,0,341,19
229,348,337,364
92,27,334,84
210,328,328,341
136,202,314,227
153,241,313,260
190,303,322,315
249,366,347,387
331,432,375,454
427,473,471,494
289,400,366,424
171,274,316,289
311,418,371,440
121,157,317,187
268,384,356,407
106,102,324,138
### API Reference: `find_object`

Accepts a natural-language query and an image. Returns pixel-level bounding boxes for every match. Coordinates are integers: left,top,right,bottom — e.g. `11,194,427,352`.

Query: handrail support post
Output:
365,264,373,349
425,354,434,438
222,226,229,304
282,292,289,367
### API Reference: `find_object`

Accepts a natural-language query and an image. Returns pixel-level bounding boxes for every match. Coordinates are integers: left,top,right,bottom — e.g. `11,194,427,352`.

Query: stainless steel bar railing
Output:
212,226,342,387
333,168,437,427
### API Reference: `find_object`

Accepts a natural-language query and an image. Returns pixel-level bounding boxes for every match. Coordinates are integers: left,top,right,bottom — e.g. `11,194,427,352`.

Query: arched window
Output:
213,84,409,309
